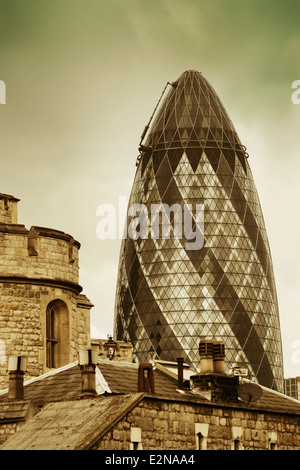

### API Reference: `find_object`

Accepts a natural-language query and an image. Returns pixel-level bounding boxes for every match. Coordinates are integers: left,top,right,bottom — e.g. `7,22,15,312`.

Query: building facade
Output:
2,392,300,451
93,395,300,451
114,70,284,392
0,193,93,388
1,343,300,450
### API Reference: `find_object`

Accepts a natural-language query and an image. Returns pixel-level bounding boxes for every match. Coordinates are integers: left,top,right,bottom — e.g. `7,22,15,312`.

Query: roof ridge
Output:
97,359,138,367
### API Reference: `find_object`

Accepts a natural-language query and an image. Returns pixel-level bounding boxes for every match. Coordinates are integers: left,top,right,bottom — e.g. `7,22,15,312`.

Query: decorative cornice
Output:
0,223,28,234
0,193,20,202
0,276,83,294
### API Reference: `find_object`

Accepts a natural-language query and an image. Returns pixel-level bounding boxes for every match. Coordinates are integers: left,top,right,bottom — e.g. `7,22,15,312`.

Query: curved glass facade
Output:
114,70,284,391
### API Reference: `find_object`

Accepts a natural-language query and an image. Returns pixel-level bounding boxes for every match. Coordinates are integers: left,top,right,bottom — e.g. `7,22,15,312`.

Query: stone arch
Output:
46,299,70,369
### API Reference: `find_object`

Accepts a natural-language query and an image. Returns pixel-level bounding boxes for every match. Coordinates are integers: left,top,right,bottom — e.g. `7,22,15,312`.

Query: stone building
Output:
0,341,300,450
0,192,93,389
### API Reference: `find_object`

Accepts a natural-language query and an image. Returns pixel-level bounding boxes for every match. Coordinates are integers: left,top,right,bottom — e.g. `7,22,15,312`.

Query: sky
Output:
0,0,299,378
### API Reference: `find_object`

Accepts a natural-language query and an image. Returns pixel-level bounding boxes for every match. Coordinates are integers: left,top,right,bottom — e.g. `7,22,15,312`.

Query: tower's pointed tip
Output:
177,69,202,79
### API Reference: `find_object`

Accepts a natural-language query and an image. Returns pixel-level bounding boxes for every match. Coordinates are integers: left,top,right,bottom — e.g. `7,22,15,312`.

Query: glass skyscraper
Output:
114,70,284,392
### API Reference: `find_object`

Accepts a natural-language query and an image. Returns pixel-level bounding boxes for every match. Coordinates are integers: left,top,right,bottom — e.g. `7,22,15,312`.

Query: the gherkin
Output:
114,70,284,392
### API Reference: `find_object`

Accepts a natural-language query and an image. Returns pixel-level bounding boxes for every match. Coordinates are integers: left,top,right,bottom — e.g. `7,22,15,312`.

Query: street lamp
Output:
104,335,117,360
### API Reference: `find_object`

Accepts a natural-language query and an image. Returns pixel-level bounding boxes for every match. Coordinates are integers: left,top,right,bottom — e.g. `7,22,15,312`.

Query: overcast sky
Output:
0,0,299,378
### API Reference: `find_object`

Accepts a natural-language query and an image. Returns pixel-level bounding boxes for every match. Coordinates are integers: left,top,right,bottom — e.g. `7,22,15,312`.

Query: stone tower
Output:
0,193,93,388
114,70,284,392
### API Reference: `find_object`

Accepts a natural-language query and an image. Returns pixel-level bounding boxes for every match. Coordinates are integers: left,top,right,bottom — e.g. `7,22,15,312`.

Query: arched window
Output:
46,303,59,368
46,300,69,369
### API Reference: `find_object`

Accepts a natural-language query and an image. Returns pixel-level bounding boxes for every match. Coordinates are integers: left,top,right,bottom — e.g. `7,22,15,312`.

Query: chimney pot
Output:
78,348,98,366
7,355,27,372
213,341,226,374
138,363,155,393
199,340,214,374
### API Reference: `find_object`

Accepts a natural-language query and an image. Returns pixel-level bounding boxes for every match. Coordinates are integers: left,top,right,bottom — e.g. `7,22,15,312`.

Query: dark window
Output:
46,303,59,368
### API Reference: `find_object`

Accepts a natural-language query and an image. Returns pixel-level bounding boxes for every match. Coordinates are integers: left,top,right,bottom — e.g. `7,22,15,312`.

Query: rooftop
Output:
1,357,300,450
0,358,299,413
1,393,145,450
0,359,194,407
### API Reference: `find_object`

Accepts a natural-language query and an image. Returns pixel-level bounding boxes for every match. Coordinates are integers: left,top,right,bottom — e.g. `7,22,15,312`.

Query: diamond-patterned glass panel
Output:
114,70,284,392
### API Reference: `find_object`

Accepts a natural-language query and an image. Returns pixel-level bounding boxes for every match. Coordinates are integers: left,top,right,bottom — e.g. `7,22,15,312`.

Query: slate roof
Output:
0,361,81,406
1,382,300,450
0,359,300,415
0,400,40,445
249,384,300,413
1,393,144,450
97,360,186,395
0,400,37,423
0,359,190,407
1,359,300,450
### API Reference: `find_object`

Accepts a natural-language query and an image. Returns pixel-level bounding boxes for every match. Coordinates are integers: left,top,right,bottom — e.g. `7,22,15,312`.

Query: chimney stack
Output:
138,363,155,393
7,356,27,400
78,349,98,399
191,340,239,403
177,357,184,390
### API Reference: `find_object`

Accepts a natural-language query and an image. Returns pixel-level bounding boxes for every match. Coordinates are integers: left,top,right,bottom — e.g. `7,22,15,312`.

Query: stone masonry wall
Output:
0,401,39,446
0,283,91,389
0,226,79,283
0,421,20,445
94,396,300,450
0,194,18,225
0,222,91,389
